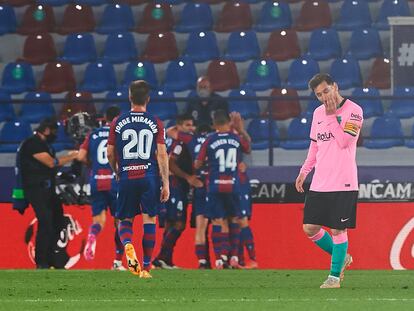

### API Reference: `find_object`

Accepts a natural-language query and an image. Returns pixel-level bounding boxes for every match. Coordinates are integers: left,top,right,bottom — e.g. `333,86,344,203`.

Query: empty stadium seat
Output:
305,98,321,116
335,0,372,31
0,5,17,35
280,116,312,150
263,30,301,61
351,87,383,119
0,90,15,122
247,118,279,150
175,2,213,33
374,0,411,30
96,3,134,34
183,31,220,62
224,30,260,61
228,88,260,119
19,92,55,123
59,91,96,120
136,3,174,33
39,62,76,93
17,4,55,35
388,86,414,118
163,59,197,92
243,59,281,91
286,57,320,90
363,116,404,148
365,57,391,89
330,57,362,89
37,0,70,5
405,123,414,148
60,33,97,64
307,28,341,60
347,28,383,60
118,0,150,4
4,0,35,6
207,60,240,91
1,62,36,94
294,0,332,31
147,90,178,120
0,120,32,152
268,88,301,120
103,87,130,113
122,61,158,88
215,1,253,32
19,33,57,65
141,32,179,63
52,121,74,152
102,32,138,64
255,1,292,32
58,4,95,35
80,61,117,93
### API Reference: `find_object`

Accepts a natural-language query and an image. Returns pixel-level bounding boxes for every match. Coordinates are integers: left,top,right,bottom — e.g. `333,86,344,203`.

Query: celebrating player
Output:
77,106,126,270
107,80,169,278
295,73,363,288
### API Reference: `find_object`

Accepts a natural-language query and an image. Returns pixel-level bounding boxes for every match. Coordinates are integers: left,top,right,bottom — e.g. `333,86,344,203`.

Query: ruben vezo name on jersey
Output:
115,116,158,134
210,138,240,149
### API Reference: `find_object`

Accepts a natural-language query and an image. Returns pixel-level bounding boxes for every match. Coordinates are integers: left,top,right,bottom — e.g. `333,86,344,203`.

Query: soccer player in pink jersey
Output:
295,73,363,288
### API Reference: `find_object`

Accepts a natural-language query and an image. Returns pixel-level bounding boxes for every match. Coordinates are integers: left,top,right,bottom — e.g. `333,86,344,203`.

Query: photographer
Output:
19,117,78,269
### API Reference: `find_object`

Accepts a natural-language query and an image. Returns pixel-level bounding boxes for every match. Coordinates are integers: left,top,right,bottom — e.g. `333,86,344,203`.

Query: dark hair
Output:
176,113,193,125
36,117,58,133
196,123,212,135
308,73,334,91
212,109,230,126
129,80,150,105
105,106,121,122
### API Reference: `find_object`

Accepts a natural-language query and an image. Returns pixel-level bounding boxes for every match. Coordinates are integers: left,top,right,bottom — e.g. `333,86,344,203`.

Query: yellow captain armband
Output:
343,122,360,137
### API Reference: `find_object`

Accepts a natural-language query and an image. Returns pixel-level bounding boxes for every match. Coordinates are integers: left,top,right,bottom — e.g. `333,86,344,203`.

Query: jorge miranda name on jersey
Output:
114,115,158,134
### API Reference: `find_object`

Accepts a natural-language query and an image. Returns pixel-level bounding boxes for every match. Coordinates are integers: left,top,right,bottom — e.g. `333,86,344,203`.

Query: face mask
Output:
197,89,210,98
46,133,57,144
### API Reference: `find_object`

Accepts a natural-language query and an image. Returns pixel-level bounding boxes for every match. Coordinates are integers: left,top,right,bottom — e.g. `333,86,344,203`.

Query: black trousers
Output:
25,183,63,268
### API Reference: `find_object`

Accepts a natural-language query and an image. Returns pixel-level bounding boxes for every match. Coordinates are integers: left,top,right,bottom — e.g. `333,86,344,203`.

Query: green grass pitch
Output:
0,270,413,311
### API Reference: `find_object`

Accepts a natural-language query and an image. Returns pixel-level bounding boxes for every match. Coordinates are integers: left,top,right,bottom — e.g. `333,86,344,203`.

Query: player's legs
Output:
238,217,258,269
140,213,156,278
195,215,210,268
229,217,241,268
330,229,351,281
84,210,106,261
211,218,226,269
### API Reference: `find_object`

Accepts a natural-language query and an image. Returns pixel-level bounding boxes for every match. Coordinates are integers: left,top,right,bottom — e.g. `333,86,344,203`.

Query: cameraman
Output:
19,117,78,269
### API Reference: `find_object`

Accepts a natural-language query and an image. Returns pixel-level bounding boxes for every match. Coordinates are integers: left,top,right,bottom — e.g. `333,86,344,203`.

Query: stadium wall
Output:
1,202,413,270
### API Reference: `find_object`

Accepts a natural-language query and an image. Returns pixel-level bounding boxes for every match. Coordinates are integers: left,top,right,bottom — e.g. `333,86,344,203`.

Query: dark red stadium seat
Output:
39,62,76,93
215,1,253,33
117,0,150,4
18,33,57,65
1,0,35,6
365,57,391,89
268,88,301,120
294,0,332,31
58,4,95,35
207,60,240,92
196,0,224,3
141,32,179,63
136,3,174,33
17,4,55,35
263,30,301,61
59,91,96,120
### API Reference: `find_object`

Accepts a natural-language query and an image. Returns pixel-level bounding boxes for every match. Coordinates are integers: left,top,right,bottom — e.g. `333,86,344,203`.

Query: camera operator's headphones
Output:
66,112,96,145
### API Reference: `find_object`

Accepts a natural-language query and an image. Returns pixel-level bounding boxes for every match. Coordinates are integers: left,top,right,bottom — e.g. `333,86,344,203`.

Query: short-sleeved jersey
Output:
197,131,250,193
108,111,165,180
301,99,363,192
80,126,116,192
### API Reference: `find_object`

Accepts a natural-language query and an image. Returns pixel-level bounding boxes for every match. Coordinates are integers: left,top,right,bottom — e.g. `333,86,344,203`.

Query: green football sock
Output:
312,230,333,255
330,241,348,278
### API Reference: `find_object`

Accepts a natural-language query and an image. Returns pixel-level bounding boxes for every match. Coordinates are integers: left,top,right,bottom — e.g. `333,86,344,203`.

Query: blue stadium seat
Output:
156,0,186,4
286,57,320,90
363,116,404,149
53,121,75,152
175,2,213,33
1,62,35,94
0,91,15,122
80,61,117,93
96,4,134,34
388,86,414,118
0,5,17,35
75,0,109,5
329,57,362,89
228,88,260,119
307,28,341,61
351,88,383,118
305,98,320,116
280,116,312,150
0,120,32,153
19,92,55,123
254,1,292,32
247,118,280,150
147,90,178,121
347,28,383,60
122,61,158,89
103,86,130,114
405,123,414,148
374,0,411,30
243,59,281,91
37,0,70,5
101,32,138,64
224,30,260,61
335,0,372,31
163,59,197,92
183,31,220,63
60,33,97,64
